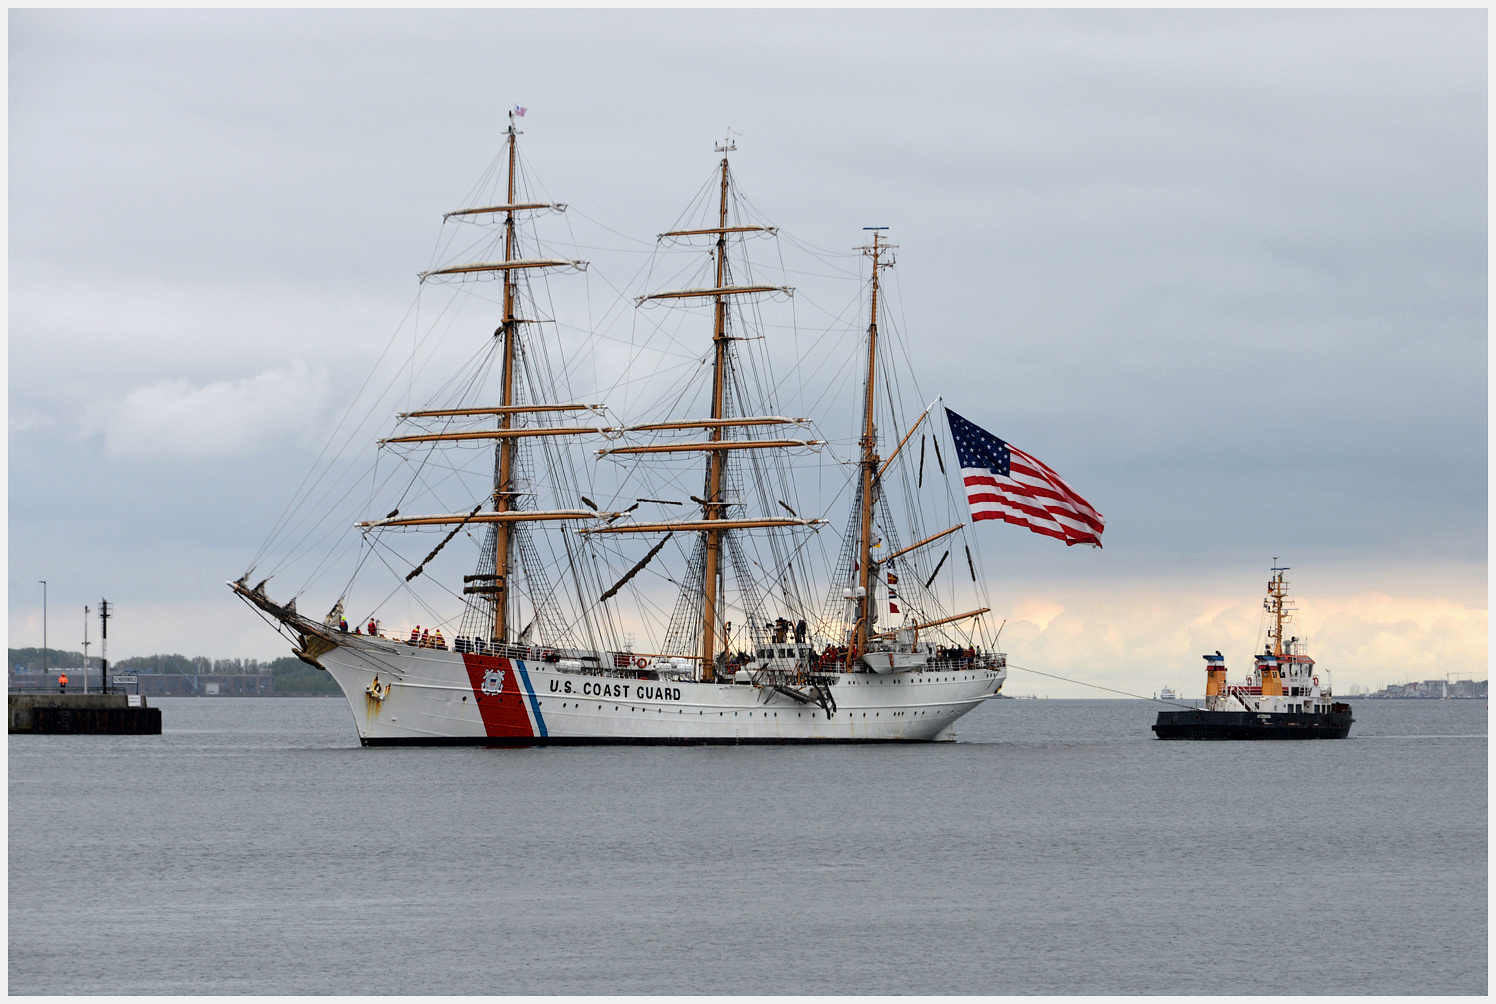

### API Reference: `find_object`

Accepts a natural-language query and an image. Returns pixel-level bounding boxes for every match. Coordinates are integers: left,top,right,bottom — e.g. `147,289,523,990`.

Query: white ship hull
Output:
320,636,1005,744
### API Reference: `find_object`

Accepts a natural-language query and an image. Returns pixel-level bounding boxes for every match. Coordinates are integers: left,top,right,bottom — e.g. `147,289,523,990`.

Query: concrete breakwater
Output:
9,694,161,735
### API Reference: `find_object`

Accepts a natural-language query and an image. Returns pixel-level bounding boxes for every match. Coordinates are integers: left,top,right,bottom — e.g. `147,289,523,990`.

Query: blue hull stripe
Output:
515,661,548,737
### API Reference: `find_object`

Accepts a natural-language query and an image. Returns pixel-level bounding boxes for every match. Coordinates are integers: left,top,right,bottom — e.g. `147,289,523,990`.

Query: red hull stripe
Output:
462,654,538,737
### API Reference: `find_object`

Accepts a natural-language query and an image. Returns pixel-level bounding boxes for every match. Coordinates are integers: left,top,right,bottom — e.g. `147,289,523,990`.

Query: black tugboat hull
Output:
1152,708,1353,740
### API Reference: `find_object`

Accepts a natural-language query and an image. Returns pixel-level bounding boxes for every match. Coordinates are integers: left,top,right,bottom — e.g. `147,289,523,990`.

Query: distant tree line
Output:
7,648,340,696
9,647,85,669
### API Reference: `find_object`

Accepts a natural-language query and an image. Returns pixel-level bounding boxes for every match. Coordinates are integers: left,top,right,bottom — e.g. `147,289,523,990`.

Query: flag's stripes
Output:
946,408,1104,548
963,476,1097,543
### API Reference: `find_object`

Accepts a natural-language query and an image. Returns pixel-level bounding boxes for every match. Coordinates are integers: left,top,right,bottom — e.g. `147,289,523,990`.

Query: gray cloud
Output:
9,10,1484,682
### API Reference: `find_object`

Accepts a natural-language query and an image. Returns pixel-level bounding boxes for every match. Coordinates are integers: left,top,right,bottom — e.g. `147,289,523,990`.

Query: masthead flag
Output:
513,105,527,117
945,408,1104,548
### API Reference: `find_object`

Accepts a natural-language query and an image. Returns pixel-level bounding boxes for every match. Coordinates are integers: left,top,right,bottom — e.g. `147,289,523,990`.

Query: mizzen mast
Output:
851,230,894,662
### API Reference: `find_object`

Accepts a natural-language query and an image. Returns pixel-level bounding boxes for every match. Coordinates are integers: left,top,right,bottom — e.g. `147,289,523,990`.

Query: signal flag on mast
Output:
945,408,1105,548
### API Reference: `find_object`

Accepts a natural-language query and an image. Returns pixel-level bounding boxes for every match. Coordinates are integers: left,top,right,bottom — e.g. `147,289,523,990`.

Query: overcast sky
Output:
9,9,1486,694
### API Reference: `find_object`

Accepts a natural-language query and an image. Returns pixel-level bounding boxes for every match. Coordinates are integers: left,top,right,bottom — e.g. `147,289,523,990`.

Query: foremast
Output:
366,111,592,649
607,138,810,683
491,113,522,644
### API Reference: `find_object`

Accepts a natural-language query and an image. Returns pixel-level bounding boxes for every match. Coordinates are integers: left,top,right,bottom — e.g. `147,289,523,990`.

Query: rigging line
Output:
365,533,468,626
405,500,486,581
262,289,479,575
362,538,460,631
361,560,423,625
1004,662,1201,709
565,205,658,248
236,595,303,648
250,294,424,568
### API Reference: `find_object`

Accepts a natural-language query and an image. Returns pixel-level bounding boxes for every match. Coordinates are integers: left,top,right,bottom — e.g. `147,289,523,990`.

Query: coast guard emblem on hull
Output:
480,667,506,696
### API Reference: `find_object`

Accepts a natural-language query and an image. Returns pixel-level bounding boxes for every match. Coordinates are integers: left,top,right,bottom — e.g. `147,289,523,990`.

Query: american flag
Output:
945,408,1104,548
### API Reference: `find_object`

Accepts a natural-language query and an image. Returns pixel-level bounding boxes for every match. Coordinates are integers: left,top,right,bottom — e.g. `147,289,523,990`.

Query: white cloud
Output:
83,361,328,462
993,584,1487,698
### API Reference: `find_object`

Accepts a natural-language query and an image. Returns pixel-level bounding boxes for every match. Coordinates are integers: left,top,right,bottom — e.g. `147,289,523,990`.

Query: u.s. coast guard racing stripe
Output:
515,661,548,738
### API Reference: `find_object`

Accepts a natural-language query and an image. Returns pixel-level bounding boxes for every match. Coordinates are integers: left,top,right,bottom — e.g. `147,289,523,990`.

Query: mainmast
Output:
596,139,814,674
697,139,733,681
851,230,894,660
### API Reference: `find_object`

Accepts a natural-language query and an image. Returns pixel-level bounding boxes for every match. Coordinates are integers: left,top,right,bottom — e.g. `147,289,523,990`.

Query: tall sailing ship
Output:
234,117,1008,744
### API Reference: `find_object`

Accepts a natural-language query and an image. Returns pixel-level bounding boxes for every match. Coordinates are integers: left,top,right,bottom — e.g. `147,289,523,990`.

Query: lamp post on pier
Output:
38,580,47,686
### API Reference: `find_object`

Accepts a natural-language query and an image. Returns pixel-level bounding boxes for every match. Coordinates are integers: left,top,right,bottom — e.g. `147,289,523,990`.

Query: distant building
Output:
1364,678,1487,699
135,673,274,696
8,669,273,696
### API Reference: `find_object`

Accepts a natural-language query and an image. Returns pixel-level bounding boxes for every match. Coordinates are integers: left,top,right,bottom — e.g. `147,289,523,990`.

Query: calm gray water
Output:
10,696,1487,994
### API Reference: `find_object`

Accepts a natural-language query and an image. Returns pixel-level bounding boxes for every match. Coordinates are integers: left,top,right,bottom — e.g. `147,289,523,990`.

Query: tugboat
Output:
1153,563,1353,739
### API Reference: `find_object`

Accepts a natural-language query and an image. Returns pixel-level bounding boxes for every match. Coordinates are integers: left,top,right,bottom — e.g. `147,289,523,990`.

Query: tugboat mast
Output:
1266,560,1294,657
